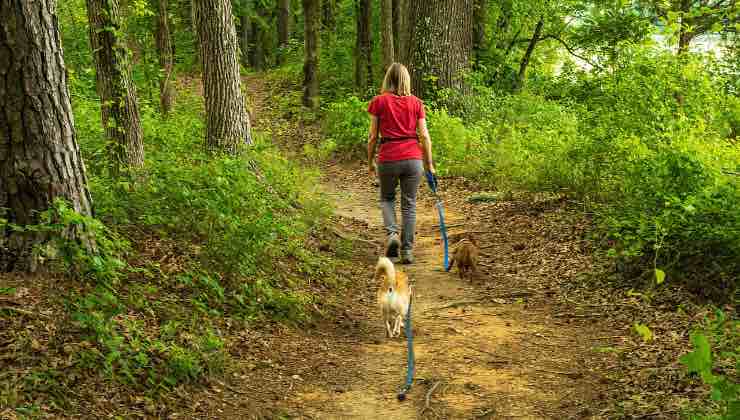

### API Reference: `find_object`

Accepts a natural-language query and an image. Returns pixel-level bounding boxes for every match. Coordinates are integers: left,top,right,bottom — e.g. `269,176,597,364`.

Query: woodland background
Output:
0,0,738,418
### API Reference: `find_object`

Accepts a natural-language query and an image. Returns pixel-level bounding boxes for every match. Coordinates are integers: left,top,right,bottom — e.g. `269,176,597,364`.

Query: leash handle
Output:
425,171,438,194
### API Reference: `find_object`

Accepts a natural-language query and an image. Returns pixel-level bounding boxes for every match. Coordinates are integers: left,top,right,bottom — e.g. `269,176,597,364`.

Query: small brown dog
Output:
448,237,479,280
375,257,411,338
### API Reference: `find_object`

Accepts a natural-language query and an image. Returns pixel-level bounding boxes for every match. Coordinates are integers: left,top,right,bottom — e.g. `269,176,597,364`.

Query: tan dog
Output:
449,237,479,280
375,257,411,338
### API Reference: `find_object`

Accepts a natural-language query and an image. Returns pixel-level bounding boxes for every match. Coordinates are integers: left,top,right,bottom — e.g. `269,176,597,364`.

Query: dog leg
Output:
385,319,392,337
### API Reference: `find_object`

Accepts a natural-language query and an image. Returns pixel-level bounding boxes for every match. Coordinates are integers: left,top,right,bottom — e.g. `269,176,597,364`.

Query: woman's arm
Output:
418,117,435,174
368,115,379,175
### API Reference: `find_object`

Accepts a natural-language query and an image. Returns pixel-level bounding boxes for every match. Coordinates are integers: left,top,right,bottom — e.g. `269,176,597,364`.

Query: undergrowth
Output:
0,84,342,413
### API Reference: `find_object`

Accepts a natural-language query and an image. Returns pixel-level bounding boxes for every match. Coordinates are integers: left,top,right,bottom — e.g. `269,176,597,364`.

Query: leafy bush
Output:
425,108,488,178
681,309,739,419
450,49,740,289
321,96,369,158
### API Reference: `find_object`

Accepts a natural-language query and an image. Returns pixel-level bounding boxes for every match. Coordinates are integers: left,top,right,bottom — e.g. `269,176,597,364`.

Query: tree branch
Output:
540,34,602,71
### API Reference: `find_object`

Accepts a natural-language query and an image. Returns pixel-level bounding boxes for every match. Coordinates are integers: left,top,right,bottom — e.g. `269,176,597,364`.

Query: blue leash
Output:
398,172,448,402
425,172,451,271
397,293,414,401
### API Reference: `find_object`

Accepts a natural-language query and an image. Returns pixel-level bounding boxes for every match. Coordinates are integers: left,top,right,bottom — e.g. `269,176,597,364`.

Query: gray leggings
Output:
378,159,423,250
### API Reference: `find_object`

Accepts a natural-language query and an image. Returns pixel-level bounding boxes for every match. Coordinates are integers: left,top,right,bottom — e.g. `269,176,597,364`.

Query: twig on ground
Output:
471,347,511,364
420,381,442,416
553,311,603,318
330,228,378,247
433,223,465,229
489,290,534,299
0,306,49,319
426,300,482,312
533,368,583,379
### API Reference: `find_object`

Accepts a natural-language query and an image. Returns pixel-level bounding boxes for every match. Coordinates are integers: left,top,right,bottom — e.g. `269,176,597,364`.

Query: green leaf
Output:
655,268,666,285
679,333,712,375
634,323,654,342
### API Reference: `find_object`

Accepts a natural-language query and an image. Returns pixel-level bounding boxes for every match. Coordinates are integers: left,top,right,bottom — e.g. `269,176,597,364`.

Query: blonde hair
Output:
381,63,412,96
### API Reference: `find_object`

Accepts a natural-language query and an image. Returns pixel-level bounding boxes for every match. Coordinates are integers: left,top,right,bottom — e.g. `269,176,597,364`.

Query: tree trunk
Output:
193,0,253,152
677,29,693,54
354,0,372,94
303,0,320,108
493,0,512,50
86,0,145,176
249,11,266,70
322,0,336,31
392,0,406,63
277,0,290,63
515,16,543,90
473,0,487,69
677,0,692,55
381,0,395,69
156,0,176,115
240,9,251,68
407,0,474,99
0,0,95,272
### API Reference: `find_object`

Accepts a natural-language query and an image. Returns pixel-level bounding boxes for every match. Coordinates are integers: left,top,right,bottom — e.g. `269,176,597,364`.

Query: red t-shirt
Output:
367,93,425,162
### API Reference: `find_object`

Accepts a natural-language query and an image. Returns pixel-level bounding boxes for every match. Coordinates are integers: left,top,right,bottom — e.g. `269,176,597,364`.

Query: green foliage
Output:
69,287,226,389
425,108,487,178
321,96,370,158
680,309,739,419
633,323,654,342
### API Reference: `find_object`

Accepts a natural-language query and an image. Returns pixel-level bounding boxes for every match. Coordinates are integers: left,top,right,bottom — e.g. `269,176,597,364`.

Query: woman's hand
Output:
369,160,377,177
425,161,436,175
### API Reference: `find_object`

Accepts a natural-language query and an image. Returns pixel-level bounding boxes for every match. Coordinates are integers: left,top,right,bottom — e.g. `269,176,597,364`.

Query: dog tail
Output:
375,256,396,283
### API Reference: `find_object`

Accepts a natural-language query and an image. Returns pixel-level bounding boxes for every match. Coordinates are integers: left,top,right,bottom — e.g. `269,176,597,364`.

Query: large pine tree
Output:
354,0,372,94
86,0,145,175
156,0,175,115
381,0,395,69
303,0,320,108
0,0,94,271
405,0,474,98
193,0,253,152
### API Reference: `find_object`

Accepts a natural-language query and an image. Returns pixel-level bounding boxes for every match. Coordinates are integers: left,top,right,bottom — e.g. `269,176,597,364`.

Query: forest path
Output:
229,75,610,418
281,163,602,419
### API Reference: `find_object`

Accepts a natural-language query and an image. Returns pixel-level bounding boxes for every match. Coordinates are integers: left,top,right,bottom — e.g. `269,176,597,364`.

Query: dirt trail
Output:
234,75,610,419
276,164,602,419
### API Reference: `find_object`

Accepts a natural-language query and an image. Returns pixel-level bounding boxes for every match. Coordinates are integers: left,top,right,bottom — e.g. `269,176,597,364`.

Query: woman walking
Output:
367,63,435,264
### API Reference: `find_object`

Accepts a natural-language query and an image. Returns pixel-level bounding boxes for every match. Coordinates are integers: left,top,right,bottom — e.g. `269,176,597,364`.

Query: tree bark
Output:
193,0,253,152
156,0,175,115
493,0,512,50
240,8,251,68
277,0,290,63
515,16,543,90
249,7,266,70
303,0,320,108
86,0,145,176
0,0,95,272
407,0,474,99
473,0,487,69
677,0,692,55
392,0,406,63
381,0,395,69
677,29,694,54
354,0,372,94
322,0,336,31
